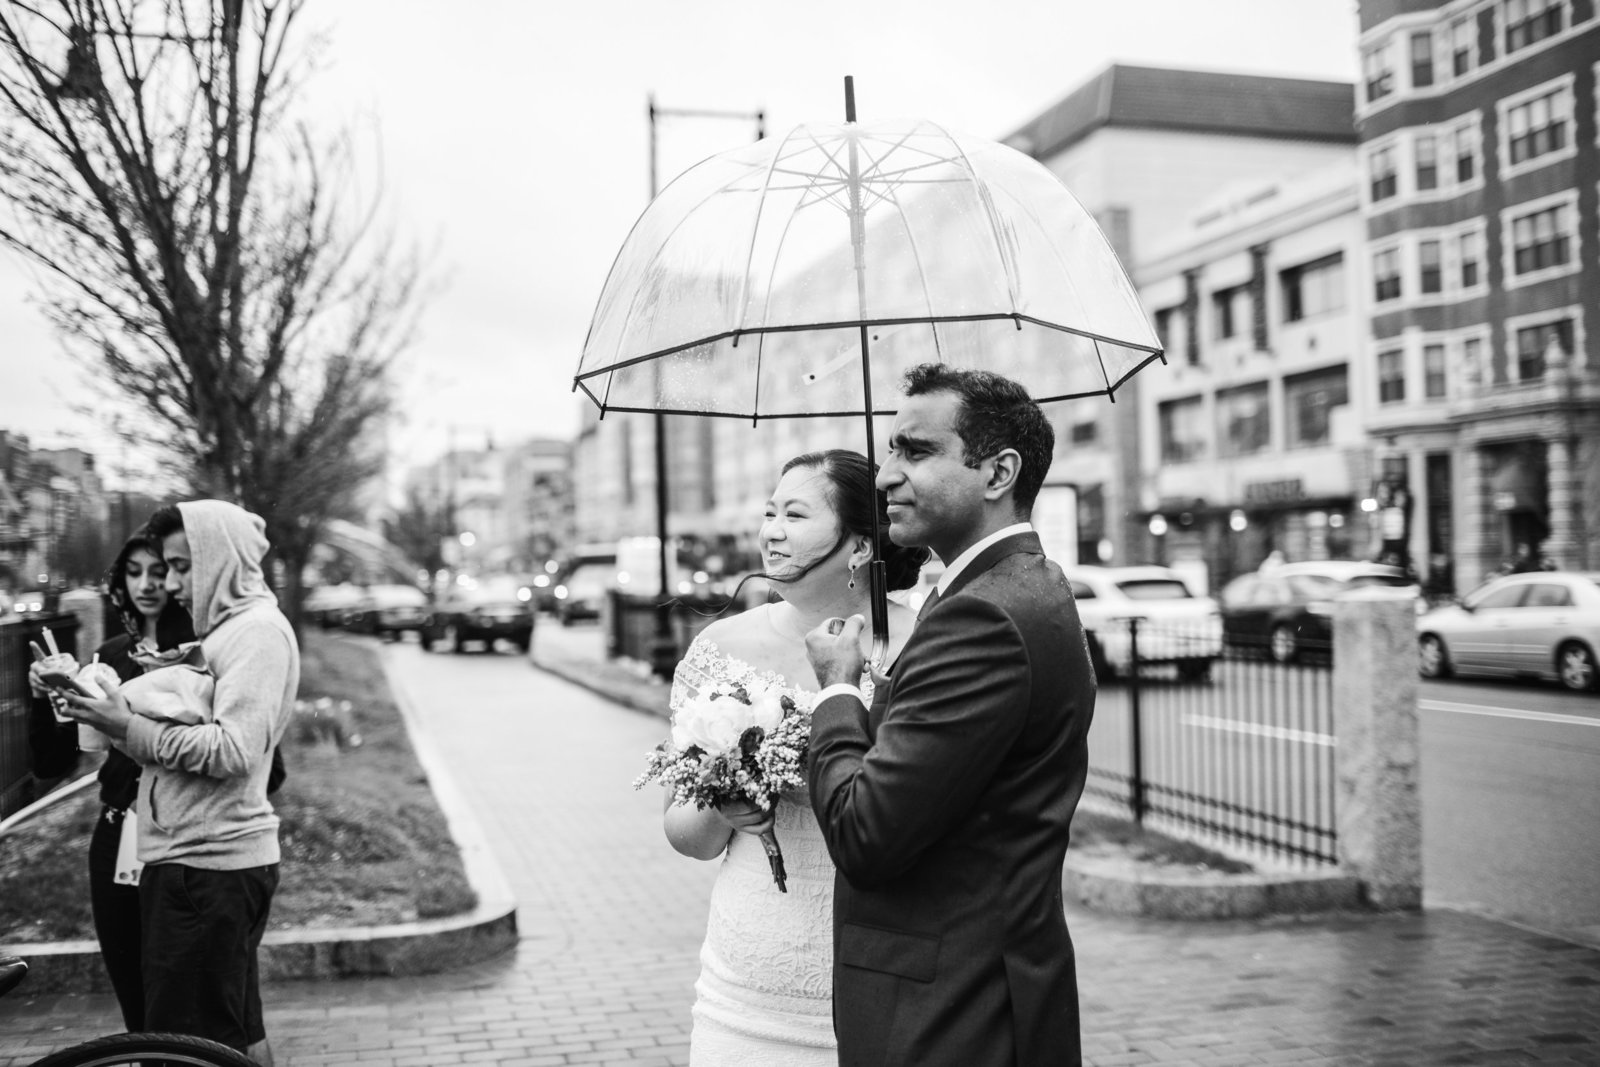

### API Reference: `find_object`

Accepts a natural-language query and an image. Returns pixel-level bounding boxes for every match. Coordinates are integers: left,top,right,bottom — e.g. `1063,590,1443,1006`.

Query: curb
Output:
4,650,518,994
530,649,670,720
1063,850,1364,920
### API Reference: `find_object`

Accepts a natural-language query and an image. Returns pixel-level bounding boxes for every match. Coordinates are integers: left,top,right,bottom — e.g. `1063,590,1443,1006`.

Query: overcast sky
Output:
0,0,1358,486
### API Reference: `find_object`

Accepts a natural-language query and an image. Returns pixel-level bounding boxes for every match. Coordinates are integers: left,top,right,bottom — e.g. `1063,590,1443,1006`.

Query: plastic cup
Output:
78,722,110,752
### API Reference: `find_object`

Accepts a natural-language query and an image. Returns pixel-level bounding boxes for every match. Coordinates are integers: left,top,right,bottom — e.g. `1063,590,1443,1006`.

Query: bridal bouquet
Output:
634,681,810,892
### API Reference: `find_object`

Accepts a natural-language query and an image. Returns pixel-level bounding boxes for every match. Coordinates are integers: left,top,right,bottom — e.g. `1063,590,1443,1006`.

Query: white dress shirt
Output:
814,523,1034,708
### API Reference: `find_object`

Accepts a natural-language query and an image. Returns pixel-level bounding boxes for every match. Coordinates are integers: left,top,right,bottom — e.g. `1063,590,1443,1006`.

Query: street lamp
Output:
644,95,764,677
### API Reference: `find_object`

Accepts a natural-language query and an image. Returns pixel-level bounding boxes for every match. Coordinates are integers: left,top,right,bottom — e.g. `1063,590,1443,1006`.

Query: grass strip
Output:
0,634,476,943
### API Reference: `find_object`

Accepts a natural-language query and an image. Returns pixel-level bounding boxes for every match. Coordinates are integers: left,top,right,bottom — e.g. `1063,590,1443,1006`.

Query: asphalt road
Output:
1417,678,1600,948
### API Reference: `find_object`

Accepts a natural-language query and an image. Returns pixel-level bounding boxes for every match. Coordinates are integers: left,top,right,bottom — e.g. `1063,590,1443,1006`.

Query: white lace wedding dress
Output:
671,637,860,1067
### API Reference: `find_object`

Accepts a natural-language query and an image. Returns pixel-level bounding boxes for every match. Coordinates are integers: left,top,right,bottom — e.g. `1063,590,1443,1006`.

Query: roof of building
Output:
1002,64,1357,159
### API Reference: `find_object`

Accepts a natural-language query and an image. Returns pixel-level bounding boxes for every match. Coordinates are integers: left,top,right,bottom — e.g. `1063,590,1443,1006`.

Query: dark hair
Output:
104,532,195,650
902,363,1055,516
144,503,184,541
778,449,930,591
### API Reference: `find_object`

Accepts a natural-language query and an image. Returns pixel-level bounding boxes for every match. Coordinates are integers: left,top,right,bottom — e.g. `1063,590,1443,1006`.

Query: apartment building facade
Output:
1356,0,1599,590
1136,161,1377,593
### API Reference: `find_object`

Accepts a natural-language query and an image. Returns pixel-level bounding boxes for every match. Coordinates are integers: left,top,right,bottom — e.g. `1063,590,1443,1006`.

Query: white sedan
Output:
1417,571,1600,692
1062,565,1223,681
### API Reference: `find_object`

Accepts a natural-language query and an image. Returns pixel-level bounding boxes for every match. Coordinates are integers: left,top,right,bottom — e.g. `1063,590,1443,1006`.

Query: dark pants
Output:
87,806,143,1032
140,862,279,1051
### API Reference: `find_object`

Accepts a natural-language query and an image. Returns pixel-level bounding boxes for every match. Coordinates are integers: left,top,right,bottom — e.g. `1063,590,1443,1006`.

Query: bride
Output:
662,449,927,1066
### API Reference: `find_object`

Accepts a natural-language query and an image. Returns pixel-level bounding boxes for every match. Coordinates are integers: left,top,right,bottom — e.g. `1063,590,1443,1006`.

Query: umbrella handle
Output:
868,559,890,671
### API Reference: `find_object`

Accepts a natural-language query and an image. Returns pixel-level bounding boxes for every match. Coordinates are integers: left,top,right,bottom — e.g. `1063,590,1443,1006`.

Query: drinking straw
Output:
42,627,59,656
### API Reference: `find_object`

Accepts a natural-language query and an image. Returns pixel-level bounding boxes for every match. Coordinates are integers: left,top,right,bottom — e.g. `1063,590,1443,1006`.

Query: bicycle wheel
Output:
28,1031,257,1067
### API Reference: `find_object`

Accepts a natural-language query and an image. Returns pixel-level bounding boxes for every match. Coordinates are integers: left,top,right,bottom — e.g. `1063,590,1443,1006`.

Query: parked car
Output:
553,562,613,626
421,576,535,653
1218,572,1349,663
302,583,365,629
1416,571,1600,692
343,584,429,640
1063,565,1222,681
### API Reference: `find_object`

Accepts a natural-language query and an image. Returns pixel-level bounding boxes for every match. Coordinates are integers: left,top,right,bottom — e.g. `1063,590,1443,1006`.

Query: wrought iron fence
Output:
0,613,82,819
1083,618,1337,867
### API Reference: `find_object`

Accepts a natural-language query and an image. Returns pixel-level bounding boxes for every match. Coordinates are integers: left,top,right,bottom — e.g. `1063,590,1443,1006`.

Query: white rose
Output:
671,692,752,755
746,685,786,735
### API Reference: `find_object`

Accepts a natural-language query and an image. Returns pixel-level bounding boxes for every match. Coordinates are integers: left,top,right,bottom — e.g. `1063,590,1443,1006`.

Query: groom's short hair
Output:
902,364,1055,516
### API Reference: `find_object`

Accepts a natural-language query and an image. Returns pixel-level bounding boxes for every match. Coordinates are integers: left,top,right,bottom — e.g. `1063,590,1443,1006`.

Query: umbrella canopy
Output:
576,116,1163,419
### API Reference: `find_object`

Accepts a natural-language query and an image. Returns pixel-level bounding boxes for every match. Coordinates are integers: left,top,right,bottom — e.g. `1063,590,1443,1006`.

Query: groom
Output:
805,363,1097,1066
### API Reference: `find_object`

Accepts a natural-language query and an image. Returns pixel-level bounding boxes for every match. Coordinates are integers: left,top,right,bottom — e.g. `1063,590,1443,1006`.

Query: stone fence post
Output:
1332,591,1421,909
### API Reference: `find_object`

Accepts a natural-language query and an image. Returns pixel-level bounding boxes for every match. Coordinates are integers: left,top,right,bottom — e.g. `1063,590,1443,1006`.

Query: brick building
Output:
1356,0,1599,590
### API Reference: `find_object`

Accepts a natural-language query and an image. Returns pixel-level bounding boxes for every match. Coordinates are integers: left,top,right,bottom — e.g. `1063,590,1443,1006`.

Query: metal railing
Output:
0,613,82,819
1083,618,1337,867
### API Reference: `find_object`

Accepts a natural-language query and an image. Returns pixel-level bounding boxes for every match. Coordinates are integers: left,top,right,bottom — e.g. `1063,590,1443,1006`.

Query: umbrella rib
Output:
873,165,944,362
733,124,808,341
921,119,1024,315
574,313,1161,380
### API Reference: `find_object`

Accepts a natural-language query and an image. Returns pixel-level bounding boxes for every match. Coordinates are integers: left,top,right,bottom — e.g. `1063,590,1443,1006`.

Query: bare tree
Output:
0,0,423,629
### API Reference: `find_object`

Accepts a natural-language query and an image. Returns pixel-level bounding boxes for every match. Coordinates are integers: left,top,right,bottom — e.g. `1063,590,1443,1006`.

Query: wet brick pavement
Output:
2,624,1597,1066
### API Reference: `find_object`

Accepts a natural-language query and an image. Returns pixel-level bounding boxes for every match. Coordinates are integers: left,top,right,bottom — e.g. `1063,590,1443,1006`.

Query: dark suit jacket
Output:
808,532,1096,1067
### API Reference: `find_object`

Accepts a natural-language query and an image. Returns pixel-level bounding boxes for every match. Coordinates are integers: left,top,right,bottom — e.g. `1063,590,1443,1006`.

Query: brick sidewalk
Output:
3,625,1597,1066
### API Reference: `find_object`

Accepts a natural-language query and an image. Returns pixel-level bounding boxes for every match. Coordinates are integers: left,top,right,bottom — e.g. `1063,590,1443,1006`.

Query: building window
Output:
1419,240,1442,294
1464,337,1484,386
1215,383,1271,457
1364,44,1394,103
1510,202,1572,275
1410,32,1434,87
1452,122,1478,183
1506,86,1571,166
1378,350,1406,404
1424,344,1447,398
1153,307,1174,349
1451,17,1475,76
1374,248,1402,303
1504,0,1562,53
1069,400,1098,446
1284,366,1348,447
1370,145,1397,201
1281,253,1345,322
1212,286,1243,341
1159,397,1206,463
1415,135,1438,191
1515,318,1574,381
1458,230,1482,289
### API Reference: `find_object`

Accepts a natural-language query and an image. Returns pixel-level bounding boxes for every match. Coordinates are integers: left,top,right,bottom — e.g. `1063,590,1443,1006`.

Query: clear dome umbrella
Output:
576,80,1165,658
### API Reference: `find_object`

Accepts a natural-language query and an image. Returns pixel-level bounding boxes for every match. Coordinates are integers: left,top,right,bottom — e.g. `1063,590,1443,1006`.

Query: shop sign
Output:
1243,478,1305,504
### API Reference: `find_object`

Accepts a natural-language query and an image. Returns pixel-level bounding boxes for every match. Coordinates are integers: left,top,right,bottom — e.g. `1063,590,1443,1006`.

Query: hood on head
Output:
175,500,278,636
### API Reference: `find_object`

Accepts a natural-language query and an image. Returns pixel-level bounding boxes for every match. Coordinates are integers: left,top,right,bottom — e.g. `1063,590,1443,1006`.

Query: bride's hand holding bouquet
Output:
635,681,810,891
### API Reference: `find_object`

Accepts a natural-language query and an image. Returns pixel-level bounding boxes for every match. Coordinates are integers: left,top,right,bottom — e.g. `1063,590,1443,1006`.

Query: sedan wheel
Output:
1269,624,1298,664
1418,634,1450,679
1556,641,1597,693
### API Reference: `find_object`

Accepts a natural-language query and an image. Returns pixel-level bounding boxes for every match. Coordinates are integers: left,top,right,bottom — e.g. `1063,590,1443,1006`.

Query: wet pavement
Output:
2,623,1597,1066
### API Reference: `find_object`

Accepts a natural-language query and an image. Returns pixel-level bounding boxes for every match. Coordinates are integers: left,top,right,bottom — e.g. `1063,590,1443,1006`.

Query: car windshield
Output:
1114,579,1192,601
458,578,527,606
1289,576,1344,597
1344,574,1414,589
371,586,427,607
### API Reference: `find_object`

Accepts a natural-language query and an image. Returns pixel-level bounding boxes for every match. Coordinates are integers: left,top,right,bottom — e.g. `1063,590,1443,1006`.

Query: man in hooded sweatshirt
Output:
63,500,299,1064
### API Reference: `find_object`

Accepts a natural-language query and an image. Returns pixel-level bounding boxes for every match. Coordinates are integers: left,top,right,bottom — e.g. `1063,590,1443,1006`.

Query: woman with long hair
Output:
27,529,196,1031
660,449,929,1065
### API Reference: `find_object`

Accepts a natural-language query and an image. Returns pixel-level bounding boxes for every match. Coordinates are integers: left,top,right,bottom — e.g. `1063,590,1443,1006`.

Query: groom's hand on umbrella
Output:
806,614,866,690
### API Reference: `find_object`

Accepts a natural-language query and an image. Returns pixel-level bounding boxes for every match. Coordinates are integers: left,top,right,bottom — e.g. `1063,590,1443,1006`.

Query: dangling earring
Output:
848,563,858,590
